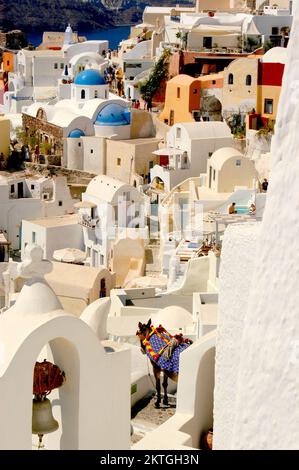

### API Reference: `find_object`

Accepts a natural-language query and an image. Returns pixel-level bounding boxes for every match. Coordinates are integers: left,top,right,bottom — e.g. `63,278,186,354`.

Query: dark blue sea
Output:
26,25,131,50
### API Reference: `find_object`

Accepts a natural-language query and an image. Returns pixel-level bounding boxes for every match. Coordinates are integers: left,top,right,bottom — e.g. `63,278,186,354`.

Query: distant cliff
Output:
2,0,113,32
1,0,193,33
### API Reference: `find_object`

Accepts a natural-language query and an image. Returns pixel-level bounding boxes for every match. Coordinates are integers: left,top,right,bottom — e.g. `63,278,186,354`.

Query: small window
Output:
246,74,252,86
264,98,273,114
60,63,64,69
81,89,85,99
212,80,216,85
58,200,63,207
213,169,216,181
54,63,58,69
177,87,180,99
78,142,81,147
228,73,234,85
7,60,10,66
31,184,35,190
94,90,98,98
208,152,213,157
149,160,154,169
176,127,181,139
90,149,94,154
236,159,241,166
272,27,279,35
10,184,14,194
203,36,212,49
117,158,121,166
32,232,36,243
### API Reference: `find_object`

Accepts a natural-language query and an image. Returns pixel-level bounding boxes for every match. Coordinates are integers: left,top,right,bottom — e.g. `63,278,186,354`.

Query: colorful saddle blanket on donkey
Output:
142,325,192,374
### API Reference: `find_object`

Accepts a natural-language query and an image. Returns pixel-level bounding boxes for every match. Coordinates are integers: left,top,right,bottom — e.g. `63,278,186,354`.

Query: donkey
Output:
136,319,192,408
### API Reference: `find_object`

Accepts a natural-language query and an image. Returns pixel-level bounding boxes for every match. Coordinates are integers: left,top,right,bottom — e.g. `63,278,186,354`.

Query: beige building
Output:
222,57,259,119
207,147,258,193
195,0,247,10
0,116,11,159
106,137,160,185
44,261,115,316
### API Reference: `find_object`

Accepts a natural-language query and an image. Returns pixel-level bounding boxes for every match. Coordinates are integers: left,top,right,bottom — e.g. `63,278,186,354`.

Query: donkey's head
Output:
136,318,152,342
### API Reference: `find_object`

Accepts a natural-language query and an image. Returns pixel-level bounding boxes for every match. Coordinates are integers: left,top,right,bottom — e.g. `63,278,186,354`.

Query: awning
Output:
190,25,241,35
245,21,262,36
152,147,184,156
53,248,86,264
135,23,155,29
74,201,97,209
0,233,10,245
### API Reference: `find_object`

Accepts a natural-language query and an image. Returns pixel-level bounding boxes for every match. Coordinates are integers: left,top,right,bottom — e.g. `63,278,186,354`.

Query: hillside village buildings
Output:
0,0,297,451
150,121,235,192
0,174,74,249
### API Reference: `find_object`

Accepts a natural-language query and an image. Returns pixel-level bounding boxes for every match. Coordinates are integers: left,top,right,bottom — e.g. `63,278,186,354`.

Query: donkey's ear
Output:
147,318,151,327
138,322,143,329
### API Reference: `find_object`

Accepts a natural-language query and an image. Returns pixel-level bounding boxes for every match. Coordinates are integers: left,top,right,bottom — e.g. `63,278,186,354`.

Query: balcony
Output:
78,214,99,229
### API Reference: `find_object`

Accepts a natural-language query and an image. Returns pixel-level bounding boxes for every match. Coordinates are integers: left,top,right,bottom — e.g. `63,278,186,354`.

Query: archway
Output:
200,95,222,121
151,176,165,191
0,307,130,449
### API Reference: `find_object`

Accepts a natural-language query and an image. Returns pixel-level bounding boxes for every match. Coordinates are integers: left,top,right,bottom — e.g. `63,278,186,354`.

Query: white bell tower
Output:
64,24,73,46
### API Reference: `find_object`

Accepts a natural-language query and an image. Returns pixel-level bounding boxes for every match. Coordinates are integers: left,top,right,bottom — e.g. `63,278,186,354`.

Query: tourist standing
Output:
228,202,237,214
262,178,268,192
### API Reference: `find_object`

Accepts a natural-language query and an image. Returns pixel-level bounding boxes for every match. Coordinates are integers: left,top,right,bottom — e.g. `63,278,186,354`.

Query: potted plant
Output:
32,359,66,448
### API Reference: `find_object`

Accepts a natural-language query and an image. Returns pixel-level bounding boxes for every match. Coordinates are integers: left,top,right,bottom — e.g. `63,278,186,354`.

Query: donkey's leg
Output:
162,373,169,406
153,364,161,408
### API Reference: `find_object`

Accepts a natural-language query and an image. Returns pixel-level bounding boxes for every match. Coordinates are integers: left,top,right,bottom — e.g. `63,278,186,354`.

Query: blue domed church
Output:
72,69,109,101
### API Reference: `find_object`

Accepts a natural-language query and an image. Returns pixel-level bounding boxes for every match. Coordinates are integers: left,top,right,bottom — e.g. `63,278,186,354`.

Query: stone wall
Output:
24,162,96,186
22,113,63,156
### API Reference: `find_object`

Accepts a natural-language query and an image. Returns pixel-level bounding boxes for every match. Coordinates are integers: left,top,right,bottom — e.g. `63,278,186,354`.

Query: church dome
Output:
68,129,85,138
95,103,131,127
74,69,106,86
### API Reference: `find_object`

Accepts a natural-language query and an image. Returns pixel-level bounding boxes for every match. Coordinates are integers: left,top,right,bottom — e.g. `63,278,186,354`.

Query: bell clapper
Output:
37,433,44,449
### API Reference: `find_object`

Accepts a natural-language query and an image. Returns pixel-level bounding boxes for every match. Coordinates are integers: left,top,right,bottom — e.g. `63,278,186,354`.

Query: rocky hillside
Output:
2,0,113,32
1,0,193,32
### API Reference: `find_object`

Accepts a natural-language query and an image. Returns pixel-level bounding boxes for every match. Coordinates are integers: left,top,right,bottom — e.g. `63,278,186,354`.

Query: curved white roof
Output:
25,97,128,130
153,306,193,330
69,52,105,66
85,175,135,203
262,47,287,65
177,121,232,140
209,147,243,171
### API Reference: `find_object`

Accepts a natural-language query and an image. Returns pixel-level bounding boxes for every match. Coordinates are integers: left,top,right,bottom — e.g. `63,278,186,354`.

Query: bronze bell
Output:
32,398,59,437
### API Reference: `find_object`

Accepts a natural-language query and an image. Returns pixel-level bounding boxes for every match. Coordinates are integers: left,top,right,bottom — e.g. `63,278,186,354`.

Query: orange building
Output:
159,74,201,125
160,73,224,125
1,52,16,73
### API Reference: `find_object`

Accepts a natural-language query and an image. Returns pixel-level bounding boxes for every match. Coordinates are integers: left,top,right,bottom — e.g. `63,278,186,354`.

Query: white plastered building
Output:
150,121,233,192
77,175,148,274
0,175,74,249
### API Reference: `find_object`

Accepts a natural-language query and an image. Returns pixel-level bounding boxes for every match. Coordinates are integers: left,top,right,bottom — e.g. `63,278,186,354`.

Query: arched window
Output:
81,89,85,99
246,74,252,86
228,73,234,85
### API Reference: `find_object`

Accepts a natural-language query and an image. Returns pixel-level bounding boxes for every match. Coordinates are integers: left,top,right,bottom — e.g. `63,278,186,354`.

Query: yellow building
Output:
246,47,286,131
159,74,201,126
222,57,259,118
0,116,11,159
